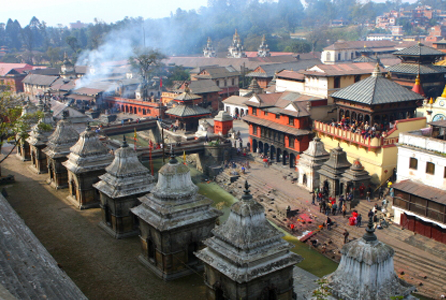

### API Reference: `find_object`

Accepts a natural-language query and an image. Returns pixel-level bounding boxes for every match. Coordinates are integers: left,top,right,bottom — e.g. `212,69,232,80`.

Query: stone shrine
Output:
227,29,247,58
340,158,371,198
323,217,416,300
213,111,233,136
257,34,271,58
203,37,217,58
27,102,55,174
196,181,302,300
43,111,79,189
131,149,222,280
296,136,330,191
16,98,39,161
63,125,114,210
93,136,154,238
317,145,352,196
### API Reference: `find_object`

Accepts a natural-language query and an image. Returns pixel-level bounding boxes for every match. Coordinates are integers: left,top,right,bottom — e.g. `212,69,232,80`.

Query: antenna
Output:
143,25,146,47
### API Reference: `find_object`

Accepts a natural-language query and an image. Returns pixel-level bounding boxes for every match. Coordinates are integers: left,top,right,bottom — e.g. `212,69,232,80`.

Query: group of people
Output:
329,116,396,140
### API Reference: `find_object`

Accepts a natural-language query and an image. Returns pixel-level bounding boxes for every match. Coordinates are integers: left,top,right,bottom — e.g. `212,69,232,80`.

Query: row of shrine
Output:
14,95,416,299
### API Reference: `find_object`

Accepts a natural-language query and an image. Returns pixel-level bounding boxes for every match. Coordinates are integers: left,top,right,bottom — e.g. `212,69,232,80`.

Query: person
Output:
312,193,316,205
366,187,372,202
319,200,325,213
378,186,384,200
356,214,362,227
342,203,347,217
368,209,374,219
343,229,350,244
332,202,338,215
325,217,333,230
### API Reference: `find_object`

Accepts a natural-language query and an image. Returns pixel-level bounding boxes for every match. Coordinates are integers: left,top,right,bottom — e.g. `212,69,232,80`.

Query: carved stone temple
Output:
63,125,114,210
195,181,302,300
323,217,416,300
131,149,222,280
317,145,352,197
27,102,55,174
43,111,79,189
93,136,154,238
296,136,330,191
17,98,39,161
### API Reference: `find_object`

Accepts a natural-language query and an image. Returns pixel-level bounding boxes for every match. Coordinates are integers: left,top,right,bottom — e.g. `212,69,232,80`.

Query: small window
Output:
338,53,341,61
334,77,341,89
264,111,268,116
409,158,418,170
224,80,227,86
216,80,219,87
351,52,354,59
289,137,295,148
253,126,257,135
444,166,446,178
289,117,294,126
276,114,280,119
354,75,361,83
252,107,257,116
426,162,435,175
232,78,235,86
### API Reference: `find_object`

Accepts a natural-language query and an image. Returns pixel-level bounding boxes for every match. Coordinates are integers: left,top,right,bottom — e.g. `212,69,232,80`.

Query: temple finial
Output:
169,144,178,164
122,135,128,148
363,216,377,242
242,180,252,201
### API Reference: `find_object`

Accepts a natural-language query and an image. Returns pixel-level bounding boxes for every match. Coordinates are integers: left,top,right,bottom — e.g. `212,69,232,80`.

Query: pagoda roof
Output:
93,137,154,199
43,116,79,159
317,145,351,178
331,65,425,105
393,43,445,57
131,153,222,231
165,104,211,118
195,181,302,283
387,63,446,74
174,90,201,101
63,126,114,174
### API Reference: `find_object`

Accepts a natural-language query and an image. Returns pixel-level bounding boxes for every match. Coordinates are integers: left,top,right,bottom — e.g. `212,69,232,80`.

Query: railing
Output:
399,131,446,153
313,120,383,148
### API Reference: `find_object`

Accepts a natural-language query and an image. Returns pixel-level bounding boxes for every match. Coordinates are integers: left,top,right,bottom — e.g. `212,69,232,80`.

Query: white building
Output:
392,121,446,244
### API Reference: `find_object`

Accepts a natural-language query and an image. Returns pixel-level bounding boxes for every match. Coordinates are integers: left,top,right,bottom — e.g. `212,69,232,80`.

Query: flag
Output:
133,128,137,150
183,150,186,165
159,76,163,88
149,140,153,149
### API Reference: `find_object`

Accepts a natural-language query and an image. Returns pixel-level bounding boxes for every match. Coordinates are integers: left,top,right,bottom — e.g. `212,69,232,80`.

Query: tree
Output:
129,47,166,101
65,36,79,55
46,47,62,67
285,40,312,53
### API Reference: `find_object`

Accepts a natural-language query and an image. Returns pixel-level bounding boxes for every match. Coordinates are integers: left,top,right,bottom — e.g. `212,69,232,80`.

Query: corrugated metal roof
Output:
223,95,249,106
387,63,446,74
277,70,305,80
178,80,221,94
22,74,59,86
243,115,310,136
246,59,320,78
393,179,446,205
331,70,424,105
303,62,381,76
165,104,211,117
323,40,396,51
393,43,445,56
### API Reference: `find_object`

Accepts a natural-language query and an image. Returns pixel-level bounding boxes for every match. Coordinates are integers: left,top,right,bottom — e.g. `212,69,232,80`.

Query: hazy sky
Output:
1,0,209,27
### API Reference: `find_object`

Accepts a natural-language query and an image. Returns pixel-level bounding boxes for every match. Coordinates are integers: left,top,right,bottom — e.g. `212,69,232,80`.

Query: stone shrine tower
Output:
323,217,416,300
340,158,371,198
17,98,39,161
227,29,247,58
93,136,154,238
213,111,233,136
296,136,330,191
63,125,114,210
27,102,55,174
131,149,222,280
257,34,271,58
43,111,79,189
317,145,352,196
196,181,302,300
203,37,217,58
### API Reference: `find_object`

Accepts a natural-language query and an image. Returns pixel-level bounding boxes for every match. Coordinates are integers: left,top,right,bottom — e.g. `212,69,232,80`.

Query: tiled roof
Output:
195,65,241,79
246,93,282,107
393,43,445,56
174,89,201,101
178,80,221,94
246,59,320,78
393,179,446,205
22,74,59,86
30,68,59,76
331,66,424,105
276,70,305,81
243,115,311,136
303,62,382,76
353,56,377,63
223,95,249,106
73,87,105,95
0,63,33,76
165,104,211,117
387,63,446,74
323,40,396,51
244,51,294,57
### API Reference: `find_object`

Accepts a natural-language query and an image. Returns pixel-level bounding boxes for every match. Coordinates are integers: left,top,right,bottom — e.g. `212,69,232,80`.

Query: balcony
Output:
399,130,446,154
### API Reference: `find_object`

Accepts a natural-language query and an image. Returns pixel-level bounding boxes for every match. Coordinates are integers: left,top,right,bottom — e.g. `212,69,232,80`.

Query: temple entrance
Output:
264,143,270,157
188,242,198,263
276,148,282,163
148,238,156,262
258,141,264,153
270,145,276,160
340,182,344,195
324,180,329,194
283,150,288,166
303,174,307,187
290,153,296,168
70,180,76,197
252,139,258,153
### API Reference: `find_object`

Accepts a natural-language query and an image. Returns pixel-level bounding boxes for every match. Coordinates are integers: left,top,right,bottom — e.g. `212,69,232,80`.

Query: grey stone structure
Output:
227,29,247,58
203,37,217,58
340,158,371,199
296,136,330,191
27,103,55,174
93,136,154,238
63,125,114,210
323,217,416,300
43,112,79,189
257,34,271,58
196,181,302,300
131,150,222,280
16,99,39,161
317,145,352,197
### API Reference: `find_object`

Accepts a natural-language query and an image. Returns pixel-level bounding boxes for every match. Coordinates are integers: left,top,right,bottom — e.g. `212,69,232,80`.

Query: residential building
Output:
393,120,446,244
243,92,313,168
191,65,241,98
321,40,397,64
0,63,37,92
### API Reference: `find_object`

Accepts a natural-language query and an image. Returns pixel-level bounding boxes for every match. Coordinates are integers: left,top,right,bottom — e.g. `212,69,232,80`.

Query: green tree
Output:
285,40,312,53
129,47,166,101
46,47,62,67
